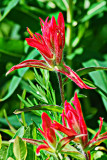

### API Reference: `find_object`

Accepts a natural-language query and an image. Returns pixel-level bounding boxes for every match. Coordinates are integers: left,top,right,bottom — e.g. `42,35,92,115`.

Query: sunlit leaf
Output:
13,136,27,160
0,0,19,21
0,129,14,137
6,126,24,159
81,1,107,22
0,76,21,102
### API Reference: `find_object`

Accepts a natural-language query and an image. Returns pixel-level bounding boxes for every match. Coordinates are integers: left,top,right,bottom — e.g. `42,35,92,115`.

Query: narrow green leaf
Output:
0,129,14,137
57,134,86,152
14,104,63,114
77,67,107,76
0,49,23,58
0,0,19,21
81,1,107,22
3,109,16,133
83,59,107,110
17,49,40,77
17,94,31,107
0,134,2,149
53,0,68,10
13,136,27,160
60,150,85,160
20,90,27,127
0,76,21,102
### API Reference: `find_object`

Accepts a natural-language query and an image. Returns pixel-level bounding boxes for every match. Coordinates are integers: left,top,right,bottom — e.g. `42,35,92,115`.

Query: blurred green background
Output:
0,0,107,155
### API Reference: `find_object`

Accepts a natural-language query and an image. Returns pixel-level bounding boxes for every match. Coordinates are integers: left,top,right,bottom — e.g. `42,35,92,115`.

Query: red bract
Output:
36,112,56,155
6,12,95,89
52,92,88,146
52,92,107,158
84,117,107,150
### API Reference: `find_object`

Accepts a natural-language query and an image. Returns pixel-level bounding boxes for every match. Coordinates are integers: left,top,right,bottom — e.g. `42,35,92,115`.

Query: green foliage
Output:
13,136,27,160
83,59,107,110
6,126,25,159
0,0,107,159
0,0,20,21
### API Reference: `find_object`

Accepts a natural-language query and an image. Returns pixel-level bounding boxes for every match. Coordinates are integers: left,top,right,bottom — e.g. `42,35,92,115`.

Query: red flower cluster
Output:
52,92,88,146
6,13,94,89
22,93,107,159
52,92,107,158
36,112,56,155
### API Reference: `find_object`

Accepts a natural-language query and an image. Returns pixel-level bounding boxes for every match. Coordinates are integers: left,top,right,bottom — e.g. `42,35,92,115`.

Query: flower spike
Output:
6,12,95,89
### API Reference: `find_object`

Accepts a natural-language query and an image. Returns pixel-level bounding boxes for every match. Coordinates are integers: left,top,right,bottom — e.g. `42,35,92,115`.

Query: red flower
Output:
52,92,107,157
6,13,95,89
52,92,88,146
36,112,56,155
84,117,107,150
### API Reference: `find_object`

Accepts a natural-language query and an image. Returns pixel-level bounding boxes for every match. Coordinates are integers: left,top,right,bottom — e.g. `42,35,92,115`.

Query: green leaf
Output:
0,0,19,21
0,76,21,102
81,1,107,22
60,150,85,160
7,158,14,160
57,135,86,153
0,134,2,149
14,104,63,114
17,49,40,77
77,66,107,76
23,124,36,160
93,151,107,160
6,126,24,159
0,145,8,160
0,129,14,137
0,38,24,58
1,49,39,102
3,109,16,133
67,48,83,60
83,59,107,110
13,136,27,160
53,0,68,10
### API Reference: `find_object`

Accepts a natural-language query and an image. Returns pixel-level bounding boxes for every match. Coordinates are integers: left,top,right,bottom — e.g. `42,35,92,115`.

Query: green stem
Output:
20,89,27,127
66,0,74,99
84,152,89,160
66,0,73,52
56,152,62,160
57,72,65,107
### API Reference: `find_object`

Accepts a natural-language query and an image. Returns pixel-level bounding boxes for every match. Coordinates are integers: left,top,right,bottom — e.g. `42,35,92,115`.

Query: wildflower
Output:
52,92,88,146
6,13,94,89
52,92,107,158
36,112,56,155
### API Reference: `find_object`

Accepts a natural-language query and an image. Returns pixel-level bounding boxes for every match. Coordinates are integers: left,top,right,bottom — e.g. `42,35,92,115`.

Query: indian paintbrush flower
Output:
6,12,95,89
36,112,56,155
22,112,87,157
52,92,107,158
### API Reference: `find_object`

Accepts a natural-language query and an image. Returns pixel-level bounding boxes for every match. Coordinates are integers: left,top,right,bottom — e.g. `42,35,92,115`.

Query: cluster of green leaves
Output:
0,0,107,159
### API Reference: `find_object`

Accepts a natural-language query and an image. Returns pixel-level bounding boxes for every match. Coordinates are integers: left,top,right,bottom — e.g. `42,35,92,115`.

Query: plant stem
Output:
56,152,62,160
20,89,27,127
66,0,74,99
85,153,89,160
57,72,65,107
66,0,73,51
